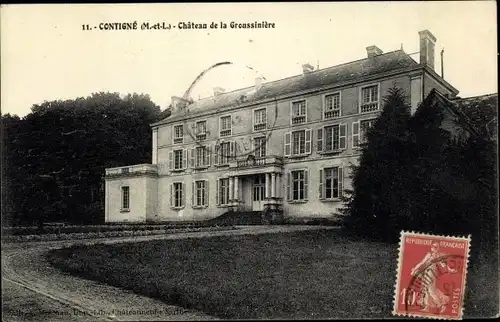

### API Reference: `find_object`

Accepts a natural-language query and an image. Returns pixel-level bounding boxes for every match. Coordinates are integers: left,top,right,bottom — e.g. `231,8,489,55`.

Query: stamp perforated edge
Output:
392,230,472,320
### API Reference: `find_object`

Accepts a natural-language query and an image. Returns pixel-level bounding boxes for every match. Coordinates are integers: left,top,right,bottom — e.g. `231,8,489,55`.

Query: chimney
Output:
171,96,191,112
419,29,437,70
214,87,225,97
255,77,263,91
302,63,314,74
366,45,383,58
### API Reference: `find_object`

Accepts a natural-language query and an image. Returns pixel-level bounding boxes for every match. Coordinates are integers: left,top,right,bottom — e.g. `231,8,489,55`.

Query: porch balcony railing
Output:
231,155,284,169
105,163,158,177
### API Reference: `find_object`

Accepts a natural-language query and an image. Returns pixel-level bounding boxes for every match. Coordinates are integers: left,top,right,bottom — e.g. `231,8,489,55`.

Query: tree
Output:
341,87,412,241
2,92,168,226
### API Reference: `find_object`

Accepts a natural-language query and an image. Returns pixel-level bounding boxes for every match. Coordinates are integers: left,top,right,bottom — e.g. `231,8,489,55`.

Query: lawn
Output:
46,229,497,319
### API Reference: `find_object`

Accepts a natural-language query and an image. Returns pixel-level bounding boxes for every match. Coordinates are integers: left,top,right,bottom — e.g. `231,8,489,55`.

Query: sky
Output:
1,2,497,117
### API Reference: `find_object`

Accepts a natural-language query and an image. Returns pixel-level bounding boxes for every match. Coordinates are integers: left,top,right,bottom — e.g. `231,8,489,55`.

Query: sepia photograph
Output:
1,2,498,320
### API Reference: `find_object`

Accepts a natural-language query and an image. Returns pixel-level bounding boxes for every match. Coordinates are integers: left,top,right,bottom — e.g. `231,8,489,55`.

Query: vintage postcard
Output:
1,2,498,321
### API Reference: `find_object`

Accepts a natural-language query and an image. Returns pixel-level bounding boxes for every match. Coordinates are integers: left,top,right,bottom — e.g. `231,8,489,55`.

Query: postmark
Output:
393,231,471,320
178,62,278,163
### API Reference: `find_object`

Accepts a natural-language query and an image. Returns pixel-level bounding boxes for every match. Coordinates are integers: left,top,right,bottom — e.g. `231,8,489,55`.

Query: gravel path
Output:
2,225,336,321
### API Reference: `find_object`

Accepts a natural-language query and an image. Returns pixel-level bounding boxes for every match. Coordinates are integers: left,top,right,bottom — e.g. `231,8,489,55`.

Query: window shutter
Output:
181,149,187,169
205,181,209,206
338,167,344,197
284,132,291,156
207,146,212,166
319,169,324,199
168,151,173,170
214,144,219,165
182,182,186,207
286,172,291,201
304,169,309,200
339,124,347,150
192,181,196,206
216,179,220,206
317,128,323,152
190,148,195,168
170,183,173,207
230,141,235,158
305,129,312,154
352,121,360,148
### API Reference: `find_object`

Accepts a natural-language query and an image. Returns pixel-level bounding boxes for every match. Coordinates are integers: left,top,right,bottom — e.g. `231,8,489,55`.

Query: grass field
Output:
46,229,498,319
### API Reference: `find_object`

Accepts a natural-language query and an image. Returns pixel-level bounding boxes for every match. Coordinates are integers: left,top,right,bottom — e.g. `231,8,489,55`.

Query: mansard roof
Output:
153,49,421,125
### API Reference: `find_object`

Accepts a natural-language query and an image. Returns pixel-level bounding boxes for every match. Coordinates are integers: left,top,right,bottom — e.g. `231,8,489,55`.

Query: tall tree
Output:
2,92,170,225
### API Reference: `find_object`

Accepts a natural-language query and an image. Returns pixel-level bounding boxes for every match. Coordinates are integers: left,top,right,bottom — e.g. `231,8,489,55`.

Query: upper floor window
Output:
324,93,341,119
191,146,211,168
169,149,187,171
317,123,347,153
216,178,230,206
284,129,312,157
291,100,306,125
121,186,130,210
173,124,184,144
319,167,344,200
192,180,208,208
220,116,232,137
253,137,266,158
286,169,309,202
360,84,379,113
352,118,376,148
170,182,185,209
195,120,207,141
253,108,267,131
214,141,235,166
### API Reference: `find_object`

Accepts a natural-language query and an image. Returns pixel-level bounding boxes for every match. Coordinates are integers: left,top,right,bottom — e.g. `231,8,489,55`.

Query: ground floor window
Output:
121,186,130,209
193,180,208,207
217,178,230,206
171,182,184,208
287,169,308,201
320,167,344,199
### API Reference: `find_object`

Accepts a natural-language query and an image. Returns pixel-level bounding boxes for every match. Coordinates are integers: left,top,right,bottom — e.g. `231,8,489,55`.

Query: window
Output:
360,84,379,112
287,169,308,202
121,186,130,210
360,119,376,143
253,108,267,131
195,121,207,141
173,125,184,144
214,141,235,166
319,167,344,200
254,137,266,158
220,116,232,137
291,100,306,125
171,182,185,208
352,119,375,148
284,129,312,157
169,149,187,171
192,146,210,168
324,93,341,119
192,180,208,207
318,124,347,152
217,178,230,206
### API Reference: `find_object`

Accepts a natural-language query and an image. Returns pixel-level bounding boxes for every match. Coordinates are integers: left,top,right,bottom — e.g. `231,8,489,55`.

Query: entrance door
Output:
252,174,266,211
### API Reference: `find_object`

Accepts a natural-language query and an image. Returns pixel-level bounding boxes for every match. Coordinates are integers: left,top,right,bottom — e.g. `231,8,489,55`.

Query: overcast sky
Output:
1,2,497,117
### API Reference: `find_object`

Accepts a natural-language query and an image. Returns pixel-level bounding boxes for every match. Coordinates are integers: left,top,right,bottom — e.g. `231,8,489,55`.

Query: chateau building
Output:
105,30,459,222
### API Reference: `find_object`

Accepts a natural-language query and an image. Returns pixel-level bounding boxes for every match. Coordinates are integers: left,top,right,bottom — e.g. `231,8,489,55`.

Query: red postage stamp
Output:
392,231,471,320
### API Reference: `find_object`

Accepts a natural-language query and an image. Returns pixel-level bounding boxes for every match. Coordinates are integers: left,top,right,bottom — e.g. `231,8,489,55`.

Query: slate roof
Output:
155,49,420,124
452,93,498,139
425,89,498,140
